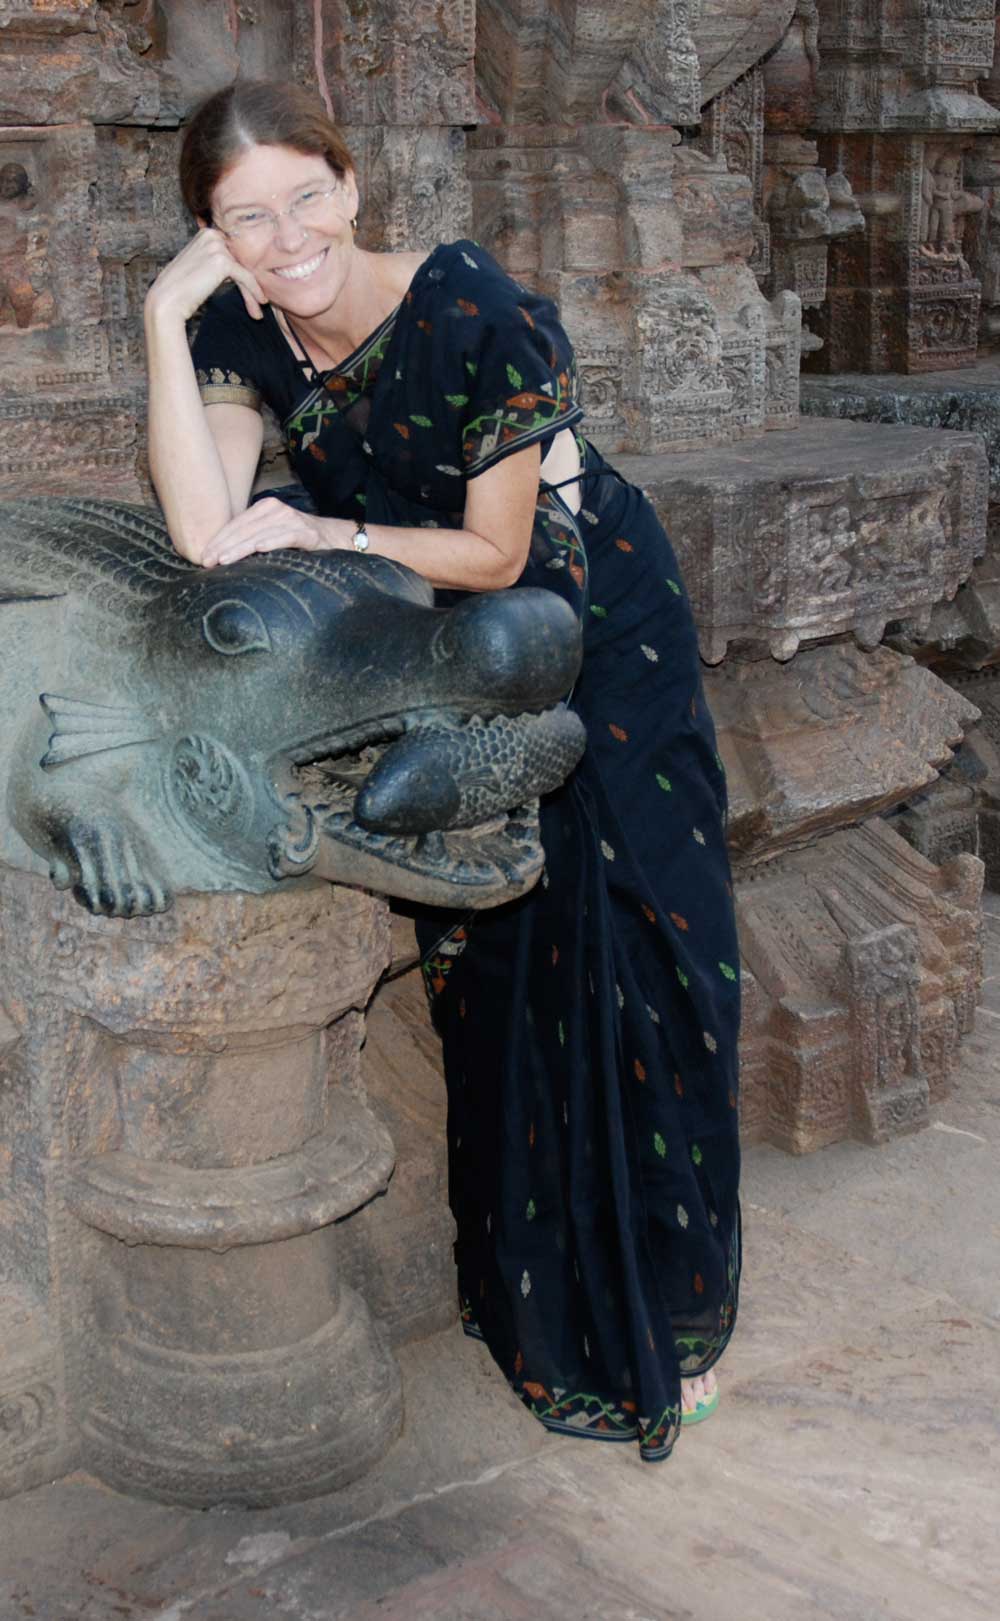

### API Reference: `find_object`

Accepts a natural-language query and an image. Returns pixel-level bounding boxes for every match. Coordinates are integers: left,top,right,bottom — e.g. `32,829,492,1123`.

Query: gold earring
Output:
351,216,358,231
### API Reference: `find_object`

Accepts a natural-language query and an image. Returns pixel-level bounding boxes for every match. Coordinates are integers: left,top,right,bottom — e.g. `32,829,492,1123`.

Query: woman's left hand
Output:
199,499,353,568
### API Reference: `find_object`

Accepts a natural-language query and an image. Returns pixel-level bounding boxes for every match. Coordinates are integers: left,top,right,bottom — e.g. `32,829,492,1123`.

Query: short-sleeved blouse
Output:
190,240,586,534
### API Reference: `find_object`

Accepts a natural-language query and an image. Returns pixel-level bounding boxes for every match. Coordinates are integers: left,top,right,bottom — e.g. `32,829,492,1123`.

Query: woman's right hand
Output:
145,227,268,325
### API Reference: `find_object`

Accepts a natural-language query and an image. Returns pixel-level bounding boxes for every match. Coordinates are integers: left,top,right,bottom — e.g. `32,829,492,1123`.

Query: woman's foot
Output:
680,1367,719,1425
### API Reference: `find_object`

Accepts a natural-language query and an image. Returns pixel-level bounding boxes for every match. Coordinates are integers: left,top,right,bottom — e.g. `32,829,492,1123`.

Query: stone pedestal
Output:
0,869,402,1507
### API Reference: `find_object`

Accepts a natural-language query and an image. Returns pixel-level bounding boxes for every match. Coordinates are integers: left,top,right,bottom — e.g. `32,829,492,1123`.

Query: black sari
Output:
192,240,741,1460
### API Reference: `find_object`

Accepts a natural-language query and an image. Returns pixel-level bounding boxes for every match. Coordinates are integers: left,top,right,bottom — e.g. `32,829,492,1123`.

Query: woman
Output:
145,80,741,1458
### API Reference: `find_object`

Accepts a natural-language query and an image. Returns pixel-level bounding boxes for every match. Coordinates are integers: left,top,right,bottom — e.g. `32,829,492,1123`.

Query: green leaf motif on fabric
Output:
589,604,608,618
691,1144,703,1166
466,360,478,375
656,773,672,792
653,1132,667,1159
666,578,682,595
676,967,689,989
719,961,737,981
506,363,523,388
526,1198,537,1221
445,394,469,407
410,414,433,427
558,1019,566,1047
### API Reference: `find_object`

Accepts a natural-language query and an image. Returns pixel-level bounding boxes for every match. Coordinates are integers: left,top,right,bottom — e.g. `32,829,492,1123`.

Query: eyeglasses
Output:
217,184,341,242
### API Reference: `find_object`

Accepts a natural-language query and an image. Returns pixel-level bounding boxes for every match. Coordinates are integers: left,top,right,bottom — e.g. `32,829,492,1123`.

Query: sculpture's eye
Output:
202,599,273,656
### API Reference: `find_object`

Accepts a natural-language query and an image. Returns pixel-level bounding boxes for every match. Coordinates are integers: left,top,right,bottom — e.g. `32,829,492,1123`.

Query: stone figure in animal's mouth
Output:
0,497,586,916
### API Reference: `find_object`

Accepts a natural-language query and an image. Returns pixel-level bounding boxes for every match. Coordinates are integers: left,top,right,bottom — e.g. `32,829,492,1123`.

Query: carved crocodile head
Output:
0,498,585,915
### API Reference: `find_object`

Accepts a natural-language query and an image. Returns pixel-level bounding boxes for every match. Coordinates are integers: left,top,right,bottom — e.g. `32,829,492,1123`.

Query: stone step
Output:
616,417,987,662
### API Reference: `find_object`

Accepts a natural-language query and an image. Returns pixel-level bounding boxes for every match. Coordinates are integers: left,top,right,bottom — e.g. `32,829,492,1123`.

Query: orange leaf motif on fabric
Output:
432,975,446,995
609,723,628,742
674,1073,684,1097
694,1273,705,1295
518,305,536,328
459,997,466,1019
634,1059,646,1082
670,912,689,931
514,1349,524,1375
308,442,326,461
326,374,347,392
508,391,546,410
551,945,559,966
615,538,634,553
393,422,410,439
529,1121,536,1148
417,319,432,334
457,298,479,315
642,905,656,924
569,562,585,589
523,1381,549,1401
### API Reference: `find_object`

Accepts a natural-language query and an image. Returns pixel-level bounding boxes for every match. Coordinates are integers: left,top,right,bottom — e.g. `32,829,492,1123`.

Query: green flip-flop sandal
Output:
681,1386,720,1427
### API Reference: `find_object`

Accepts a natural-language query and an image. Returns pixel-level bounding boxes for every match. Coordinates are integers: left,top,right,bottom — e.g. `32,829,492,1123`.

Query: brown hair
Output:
180,80,355,222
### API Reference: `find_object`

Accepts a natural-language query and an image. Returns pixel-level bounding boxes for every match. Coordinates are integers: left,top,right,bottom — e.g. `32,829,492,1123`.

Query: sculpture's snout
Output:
433,588,583,711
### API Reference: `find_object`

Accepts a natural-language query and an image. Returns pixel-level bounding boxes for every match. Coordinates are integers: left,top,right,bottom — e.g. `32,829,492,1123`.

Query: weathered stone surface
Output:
813,0,1000,134
0,871,403,1507
617,420,988,662
709,643,980,863
314,0,476,126
0,0,296,127
475,0,701,126
344,965,457,1348
694,0,798,106
802,366,1000,662
737,819,983,1152
808,132,987,374
350,125,472,252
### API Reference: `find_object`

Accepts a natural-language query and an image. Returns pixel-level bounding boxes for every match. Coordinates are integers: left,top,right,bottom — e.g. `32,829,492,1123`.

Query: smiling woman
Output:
143,79,743,1454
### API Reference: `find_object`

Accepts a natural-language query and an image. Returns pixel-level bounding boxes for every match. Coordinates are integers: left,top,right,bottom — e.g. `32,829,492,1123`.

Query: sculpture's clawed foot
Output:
48,817,171,917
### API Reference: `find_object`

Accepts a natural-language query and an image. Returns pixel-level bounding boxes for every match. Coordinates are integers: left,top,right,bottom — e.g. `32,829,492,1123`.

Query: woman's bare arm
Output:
197,441,544,590
144,229,267,560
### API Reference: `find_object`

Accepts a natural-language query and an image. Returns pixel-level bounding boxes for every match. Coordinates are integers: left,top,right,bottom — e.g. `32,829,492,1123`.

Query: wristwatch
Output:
352,524,371,553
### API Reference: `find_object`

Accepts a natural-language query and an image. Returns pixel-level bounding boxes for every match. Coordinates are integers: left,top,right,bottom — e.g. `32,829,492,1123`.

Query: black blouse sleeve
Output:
188,287,265,412
444,246,585,478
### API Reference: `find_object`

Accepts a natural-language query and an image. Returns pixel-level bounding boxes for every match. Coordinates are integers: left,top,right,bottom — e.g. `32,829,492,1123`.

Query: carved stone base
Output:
737,820,983,1154
0,868,404,1507
617,419,987,663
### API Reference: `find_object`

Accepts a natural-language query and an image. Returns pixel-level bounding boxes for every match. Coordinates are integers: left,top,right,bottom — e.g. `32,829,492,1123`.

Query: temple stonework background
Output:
4,0,1000,1150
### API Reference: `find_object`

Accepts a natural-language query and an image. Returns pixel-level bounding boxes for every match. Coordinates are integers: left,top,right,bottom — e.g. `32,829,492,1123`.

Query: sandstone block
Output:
738,820,983,1152
616,420,988,661
708,643,980,864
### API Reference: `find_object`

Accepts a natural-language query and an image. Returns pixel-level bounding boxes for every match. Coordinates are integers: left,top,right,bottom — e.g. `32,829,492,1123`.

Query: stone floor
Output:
3,906,999,1621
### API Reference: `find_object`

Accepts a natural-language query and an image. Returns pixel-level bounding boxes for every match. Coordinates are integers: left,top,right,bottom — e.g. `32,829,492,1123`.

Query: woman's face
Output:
209,142,360,316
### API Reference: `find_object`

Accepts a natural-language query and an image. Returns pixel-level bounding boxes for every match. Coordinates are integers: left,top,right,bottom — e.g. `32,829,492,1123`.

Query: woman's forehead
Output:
212,144,335,208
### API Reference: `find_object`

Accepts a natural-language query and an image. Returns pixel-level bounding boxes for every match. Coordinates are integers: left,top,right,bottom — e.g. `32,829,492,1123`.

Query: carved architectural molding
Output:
619,419,987,662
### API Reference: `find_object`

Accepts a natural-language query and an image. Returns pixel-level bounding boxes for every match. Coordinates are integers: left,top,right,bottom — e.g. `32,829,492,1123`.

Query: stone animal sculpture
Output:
0,498,586,915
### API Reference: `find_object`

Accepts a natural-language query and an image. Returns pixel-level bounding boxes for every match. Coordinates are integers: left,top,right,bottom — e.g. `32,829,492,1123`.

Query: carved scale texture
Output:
0,499,190,614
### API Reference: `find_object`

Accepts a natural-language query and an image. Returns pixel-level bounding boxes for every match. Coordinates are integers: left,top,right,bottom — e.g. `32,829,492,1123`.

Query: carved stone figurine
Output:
920,150,983,260
0,496,586,917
